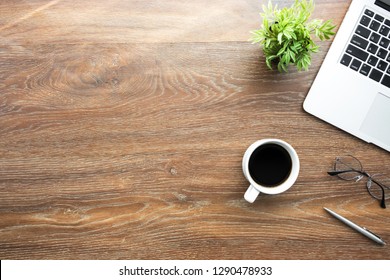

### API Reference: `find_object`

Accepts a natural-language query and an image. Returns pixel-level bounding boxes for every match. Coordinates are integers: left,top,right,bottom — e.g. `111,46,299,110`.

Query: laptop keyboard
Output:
340,8,390,88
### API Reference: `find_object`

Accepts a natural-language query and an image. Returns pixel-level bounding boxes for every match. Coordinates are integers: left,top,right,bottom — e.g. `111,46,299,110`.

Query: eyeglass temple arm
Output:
327,170,386,209
327,170,368,176
370,178,387,209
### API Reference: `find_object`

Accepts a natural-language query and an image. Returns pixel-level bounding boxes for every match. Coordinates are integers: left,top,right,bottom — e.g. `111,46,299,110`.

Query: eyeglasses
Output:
328,155,390,209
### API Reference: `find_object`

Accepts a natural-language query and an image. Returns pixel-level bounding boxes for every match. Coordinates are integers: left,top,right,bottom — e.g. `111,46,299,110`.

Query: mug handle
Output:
244,185,260,203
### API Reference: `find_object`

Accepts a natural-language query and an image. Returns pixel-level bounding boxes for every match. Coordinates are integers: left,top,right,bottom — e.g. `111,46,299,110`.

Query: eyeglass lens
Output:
334,156,363,181
367,174,390,201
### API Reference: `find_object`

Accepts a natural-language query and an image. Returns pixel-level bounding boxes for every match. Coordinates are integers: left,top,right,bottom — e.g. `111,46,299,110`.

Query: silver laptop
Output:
304,0,390,152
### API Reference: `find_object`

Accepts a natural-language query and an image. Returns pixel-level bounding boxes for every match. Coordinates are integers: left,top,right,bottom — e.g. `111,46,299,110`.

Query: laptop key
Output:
379,25,390,36
346,44,369,61
364,9,374,17
367,43,378,54
369,68,383,82
368,55,379,66
355,25,371,38
340,54,352,66
381,74,390,88
377,48,388,59
369,32,381,43
369,20,381,31
350,59,361,71
379,37,390,48
374,14,384,22
385,19,390,27
360,64,371,76
377,60,388,71
360,15,371,27
351,35,369,49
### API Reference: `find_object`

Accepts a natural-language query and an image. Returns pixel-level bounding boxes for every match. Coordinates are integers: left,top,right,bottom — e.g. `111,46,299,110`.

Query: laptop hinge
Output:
375,0,390,12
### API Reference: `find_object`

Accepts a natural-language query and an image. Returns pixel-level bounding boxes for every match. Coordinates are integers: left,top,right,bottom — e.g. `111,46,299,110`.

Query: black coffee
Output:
248,143,292,187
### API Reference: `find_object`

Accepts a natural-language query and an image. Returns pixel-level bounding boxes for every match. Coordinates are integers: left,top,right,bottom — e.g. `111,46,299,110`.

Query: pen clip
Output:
363,227,384,240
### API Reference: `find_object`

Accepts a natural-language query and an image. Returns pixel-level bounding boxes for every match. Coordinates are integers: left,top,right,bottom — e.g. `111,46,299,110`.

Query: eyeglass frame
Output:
327,155,387,209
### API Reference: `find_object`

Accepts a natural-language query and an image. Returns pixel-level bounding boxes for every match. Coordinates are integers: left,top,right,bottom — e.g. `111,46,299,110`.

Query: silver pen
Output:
324,207,386,246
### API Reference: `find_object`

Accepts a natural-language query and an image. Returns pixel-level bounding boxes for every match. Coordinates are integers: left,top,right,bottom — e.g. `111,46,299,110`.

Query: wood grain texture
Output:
1,0,389,260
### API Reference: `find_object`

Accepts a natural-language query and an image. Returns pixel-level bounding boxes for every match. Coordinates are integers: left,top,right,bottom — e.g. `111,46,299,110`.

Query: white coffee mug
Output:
243,139,300,203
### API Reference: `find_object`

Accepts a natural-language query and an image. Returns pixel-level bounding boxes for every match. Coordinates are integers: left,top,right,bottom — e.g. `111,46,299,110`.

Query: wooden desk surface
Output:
1,0,389,260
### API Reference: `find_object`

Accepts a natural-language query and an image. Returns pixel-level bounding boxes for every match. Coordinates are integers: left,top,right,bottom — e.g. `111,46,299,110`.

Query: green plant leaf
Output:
250,0,336,72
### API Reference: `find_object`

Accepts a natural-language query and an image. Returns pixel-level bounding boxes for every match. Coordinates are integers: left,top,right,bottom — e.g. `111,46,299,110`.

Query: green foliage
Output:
250,0,336,72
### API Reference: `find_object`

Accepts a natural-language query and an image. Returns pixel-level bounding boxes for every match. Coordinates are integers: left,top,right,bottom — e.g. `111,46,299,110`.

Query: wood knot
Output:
169,167,177,175
173,192,187,202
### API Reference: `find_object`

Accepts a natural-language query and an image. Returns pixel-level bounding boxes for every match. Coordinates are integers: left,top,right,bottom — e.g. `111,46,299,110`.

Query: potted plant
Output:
250,0,336,72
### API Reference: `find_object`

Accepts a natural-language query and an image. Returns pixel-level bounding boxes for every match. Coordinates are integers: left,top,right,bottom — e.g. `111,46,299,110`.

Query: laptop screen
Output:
376,0,390,11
